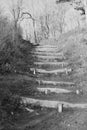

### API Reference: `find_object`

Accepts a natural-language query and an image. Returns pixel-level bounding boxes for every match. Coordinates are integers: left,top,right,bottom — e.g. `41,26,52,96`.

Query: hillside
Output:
0,28,87,130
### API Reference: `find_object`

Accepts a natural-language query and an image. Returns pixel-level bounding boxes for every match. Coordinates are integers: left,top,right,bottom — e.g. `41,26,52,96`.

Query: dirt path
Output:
17,111,56,130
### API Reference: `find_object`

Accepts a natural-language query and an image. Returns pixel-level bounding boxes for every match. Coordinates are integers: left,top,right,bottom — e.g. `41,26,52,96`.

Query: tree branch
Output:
21,12,35,21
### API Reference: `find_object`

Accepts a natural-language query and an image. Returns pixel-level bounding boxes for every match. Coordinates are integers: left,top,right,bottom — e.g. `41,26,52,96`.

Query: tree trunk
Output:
33,20,37,43
83,0,87,25
85,7,87,24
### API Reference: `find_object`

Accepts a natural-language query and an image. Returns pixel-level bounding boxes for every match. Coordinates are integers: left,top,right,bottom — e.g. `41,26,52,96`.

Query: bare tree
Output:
74,0,87,25
56,5,66,33
22,12,37,43
83,0,87,24
39,13,50,40
39,4,66,40
10,0,24,43
10,0,38,44
0,8,12,50
31,0,37,43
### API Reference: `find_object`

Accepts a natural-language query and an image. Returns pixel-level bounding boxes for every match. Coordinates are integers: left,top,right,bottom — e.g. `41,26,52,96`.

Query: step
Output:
36,46,58,49
36,79,74,86
35,49,61,53
35,48,59,52
35,58,65,62
34,62,68,67
33,55,65,60
37,87,71,94
22,97,87,109
32,51,63,56
37,45,58,48
32,52,64,57
30,68,72,74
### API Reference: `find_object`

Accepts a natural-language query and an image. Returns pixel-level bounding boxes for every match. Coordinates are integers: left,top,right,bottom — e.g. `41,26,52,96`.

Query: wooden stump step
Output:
36,79,74,86
37,87,72,94
22,97,87,109
30,68,72,74
34,62,68,67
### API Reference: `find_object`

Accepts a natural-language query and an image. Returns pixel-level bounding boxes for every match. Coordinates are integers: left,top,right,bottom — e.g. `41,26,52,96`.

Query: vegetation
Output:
0,90,24,121
0,0,35,127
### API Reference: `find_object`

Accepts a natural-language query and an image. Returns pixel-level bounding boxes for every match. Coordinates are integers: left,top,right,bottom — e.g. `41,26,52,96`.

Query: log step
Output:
30,68,72,74
37,87,71,93
35,48,59,52
34,62,68,66
35,50,61,53
32,51,63,56
22,97,87,109
37,45,58,48
36,79,74,86
33,55,65,60
36,58,65,62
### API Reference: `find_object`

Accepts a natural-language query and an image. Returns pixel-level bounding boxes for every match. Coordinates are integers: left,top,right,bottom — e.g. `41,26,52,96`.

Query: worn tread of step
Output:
36,79,74,85
31,68,72,74
22,97,87,109
37,87,71,93
34,61,68,66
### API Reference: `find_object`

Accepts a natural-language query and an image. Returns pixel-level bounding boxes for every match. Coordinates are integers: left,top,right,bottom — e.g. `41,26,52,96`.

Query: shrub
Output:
0,89,24,122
